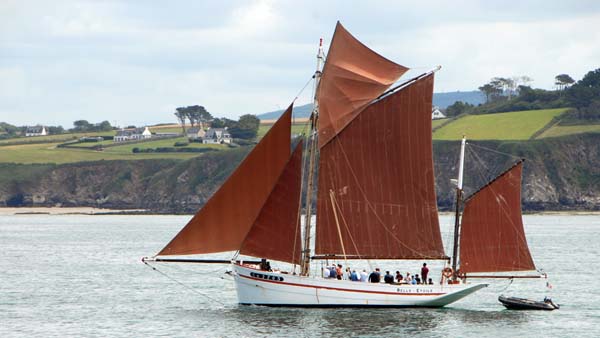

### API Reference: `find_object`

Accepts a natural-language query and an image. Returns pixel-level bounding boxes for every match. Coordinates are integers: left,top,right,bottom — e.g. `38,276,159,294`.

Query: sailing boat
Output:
143,22,542,307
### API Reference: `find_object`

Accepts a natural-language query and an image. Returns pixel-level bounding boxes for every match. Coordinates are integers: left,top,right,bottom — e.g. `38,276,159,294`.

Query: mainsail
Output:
458,161,536,273
239,141,304,264
315,72,446,259
158,106,293,256
317,22,409,148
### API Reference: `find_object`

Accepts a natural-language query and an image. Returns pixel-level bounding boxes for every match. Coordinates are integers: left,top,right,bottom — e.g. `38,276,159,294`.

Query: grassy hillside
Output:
537,124,600,138
257,122,310,138
0,131,115,145
433,108,567,140
0,142,206,164
431,119,448,129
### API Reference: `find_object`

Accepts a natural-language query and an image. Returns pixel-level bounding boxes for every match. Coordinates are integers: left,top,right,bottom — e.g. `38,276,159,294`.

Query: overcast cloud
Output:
1,0,599,127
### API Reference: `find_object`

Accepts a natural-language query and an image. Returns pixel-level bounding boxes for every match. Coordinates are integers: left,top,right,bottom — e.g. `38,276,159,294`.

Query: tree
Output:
228,114,260,139
445,101,474,117
47,126,64,134
210,118,225,128
567,68,600,108
185,105,213,128
174,107,187,134
73,120,91,131
211,117,236,129
555,74,575,91
478,83,502,103
97,120,112,131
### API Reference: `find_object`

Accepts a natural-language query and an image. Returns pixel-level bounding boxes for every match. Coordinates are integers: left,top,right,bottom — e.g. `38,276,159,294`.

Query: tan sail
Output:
459,161,536,273
317,21,408,148
239,141,304,264
315,74,447,260
157,105,293,256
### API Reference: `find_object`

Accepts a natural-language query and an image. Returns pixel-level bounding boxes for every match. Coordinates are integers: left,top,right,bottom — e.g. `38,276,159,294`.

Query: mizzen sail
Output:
157,105,293,256
239,141,304,264
459,161,536,273
317,22,408,148
315,74,446,259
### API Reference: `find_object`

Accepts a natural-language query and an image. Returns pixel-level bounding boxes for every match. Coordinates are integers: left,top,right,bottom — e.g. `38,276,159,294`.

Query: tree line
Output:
445,68,600,121
174,105,260,140
0,120,115,139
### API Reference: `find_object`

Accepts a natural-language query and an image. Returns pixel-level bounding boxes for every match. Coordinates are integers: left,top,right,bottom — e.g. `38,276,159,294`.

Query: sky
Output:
1,0,599,128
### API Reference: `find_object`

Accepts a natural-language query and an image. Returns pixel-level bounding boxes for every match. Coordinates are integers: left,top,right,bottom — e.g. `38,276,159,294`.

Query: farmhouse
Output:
187,127,206,140
202,128,232,144
432,107,446,120
25,126,47,137
114,126,152,142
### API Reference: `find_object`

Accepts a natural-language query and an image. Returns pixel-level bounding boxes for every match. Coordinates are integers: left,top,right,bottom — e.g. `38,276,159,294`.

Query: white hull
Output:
232,264,487,307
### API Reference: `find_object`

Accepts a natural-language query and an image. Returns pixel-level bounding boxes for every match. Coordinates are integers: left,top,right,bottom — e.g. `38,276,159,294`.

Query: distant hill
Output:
257,90,485,120
259,104,314,120
432,91,485,109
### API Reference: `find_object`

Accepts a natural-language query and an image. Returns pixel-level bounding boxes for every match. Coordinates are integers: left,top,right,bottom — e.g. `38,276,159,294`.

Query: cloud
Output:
0,0,599,127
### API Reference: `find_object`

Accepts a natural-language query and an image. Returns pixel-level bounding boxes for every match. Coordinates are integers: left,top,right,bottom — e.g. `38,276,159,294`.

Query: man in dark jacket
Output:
368,268,381,283
384,271,394,284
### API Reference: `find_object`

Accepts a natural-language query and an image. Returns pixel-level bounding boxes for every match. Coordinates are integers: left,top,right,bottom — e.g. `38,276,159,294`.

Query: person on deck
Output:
421,263,429,284
369,268,381,283
360,269,368,282
395,271,404,283
414,274,421,285
384,271,394,284
345,267,352,280
350,270,359,281
428,278,434,285
336,264,343,280
259,259,271,271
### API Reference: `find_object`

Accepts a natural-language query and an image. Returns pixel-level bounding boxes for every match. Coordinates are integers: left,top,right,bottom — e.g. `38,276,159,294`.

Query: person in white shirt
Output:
360,269,368,282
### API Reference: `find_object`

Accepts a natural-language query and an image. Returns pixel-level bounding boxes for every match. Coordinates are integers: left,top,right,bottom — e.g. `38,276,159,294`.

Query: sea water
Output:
0,214,598,337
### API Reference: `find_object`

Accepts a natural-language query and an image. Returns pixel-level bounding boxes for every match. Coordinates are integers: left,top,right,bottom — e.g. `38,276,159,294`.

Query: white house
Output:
187,127,206,140
114,126,152,142
202,128,232,144
432,107,446,120
25,126,47,137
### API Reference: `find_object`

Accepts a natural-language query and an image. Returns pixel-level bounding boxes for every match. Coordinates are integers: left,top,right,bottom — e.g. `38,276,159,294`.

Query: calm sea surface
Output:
1,214,599,337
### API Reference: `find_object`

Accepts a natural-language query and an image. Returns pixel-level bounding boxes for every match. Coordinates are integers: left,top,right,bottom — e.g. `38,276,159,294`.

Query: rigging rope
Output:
143,260,225,306
330,189,374,272
499,277,514,293
468,142,523,161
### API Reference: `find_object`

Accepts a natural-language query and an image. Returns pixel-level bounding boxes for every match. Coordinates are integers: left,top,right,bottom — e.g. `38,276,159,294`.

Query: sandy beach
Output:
1,207,598,216
0,207,148,216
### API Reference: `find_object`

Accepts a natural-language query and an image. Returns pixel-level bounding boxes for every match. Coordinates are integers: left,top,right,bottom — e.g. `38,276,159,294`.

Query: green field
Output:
0,131,115,146
0,136,228,164
258,122,310,138
149,126,183,134
433,108,568,140
538,124,600,138
432,119,448,129
106,137,224,154
0,142,207,164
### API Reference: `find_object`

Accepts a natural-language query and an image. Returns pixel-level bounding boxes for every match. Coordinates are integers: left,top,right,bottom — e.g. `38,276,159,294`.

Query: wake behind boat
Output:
143,22,547,308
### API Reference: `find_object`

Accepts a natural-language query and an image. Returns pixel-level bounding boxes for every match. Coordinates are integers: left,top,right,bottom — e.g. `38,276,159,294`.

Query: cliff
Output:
1,133,599,213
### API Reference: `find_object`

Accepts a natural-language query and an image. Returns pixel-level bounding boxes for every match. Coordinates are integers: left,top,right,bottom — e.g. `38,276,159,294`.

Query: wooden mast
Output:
451,136,466,280
300,39,324,276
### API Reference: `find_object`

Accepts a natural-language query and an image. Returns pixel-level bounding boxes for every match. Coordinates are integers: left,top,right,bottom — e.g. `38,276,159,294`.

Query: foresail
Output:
459,161,536,273
317,22,408,148
315,74,447,260
239,141,304,264
157,105,293,256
